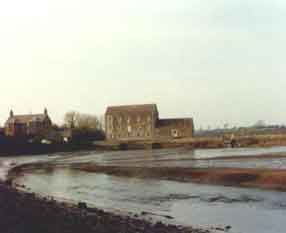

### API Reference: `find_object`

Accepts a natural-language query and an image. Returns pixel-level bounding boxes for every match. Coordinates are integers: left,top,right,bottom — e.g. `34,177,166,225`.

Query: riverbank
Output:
0,181,210,233
95,134,286,150
1,133,286,157
3,149,286,233
0,142,98,157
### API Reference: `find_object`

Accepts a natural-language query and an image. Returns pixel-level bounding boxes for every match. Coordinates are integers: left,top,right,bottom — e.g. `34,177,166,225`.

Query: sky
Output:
0,0,286,128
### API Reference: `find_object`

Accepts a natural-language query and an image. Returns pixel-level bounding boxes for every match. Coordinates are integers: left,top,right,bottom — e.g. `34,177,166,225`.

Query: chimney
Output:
10,110,14,118
44,108,48,116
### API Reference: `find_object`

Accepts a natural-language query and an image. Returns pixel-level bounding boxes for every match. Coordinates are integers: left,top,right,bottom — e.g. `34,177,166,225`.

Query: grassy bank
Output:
10,159,286,192
1,133,286,157
0,142,97,157
95,134,286,150
74,165,286,191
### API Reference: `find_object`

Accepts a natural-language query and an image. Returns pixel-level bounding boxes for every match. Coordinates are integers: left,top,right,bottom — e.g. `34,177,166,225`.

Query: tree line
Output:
63,111,105,143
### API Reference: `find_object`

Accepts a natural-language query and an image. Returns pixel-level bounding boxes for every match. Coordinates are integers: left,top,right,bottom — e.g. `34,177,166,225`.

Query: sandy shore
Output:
0,181,211,233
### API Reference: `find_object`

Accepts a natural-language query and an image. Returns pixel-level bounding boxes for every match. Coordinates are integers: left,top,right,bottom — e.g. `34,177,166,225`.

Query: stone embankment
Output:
0,182,210,233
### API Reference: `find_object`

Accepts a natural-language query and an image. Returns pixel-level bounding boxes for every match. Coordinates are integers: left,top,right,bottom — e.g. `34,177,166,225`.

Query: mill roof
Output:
106,104,158,115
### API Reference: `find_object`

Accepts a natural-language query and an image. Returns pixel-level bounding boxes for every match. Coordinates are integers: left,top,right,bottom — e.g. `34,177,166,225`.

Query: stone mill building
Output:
105,104,194,141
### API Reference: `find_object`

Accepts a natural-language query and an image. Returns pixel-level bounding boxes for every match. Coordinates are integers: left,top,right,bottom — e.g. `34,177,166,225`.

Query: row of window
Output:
107,115,152,125
109,131,151,139
108,129,180,139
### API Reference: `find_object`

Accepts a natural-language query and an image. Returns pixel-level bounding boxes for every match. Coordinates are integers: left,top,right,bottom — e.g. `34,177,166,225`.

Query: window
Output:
137,116,141,122
171,129,179,138
108,115,113,130
108,115,113,123
127,125,132,133
147,116,151,122
138,127,143,137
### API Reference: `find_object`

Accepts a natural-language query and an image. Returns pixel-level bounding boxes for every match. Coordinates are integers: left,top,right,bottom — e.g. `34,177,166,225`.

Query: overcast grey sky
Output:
0,0,286,128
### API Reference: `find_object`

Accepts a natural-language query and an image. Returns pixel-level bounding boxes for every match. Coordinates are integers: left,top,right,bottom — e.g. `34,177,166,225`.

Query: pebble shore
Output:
0,182,210,233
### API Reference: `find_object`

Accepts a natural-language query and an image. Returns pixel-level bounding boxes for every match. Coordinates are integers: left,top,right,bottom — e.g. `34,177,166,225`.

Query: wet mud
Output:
0,182,210,233
75,165,286,191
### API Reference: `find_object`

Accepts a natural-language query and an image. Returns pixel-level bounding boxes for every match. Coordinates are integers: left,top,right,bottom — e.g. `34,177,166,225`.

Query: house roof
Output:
106,104,158,115
5,114,49,125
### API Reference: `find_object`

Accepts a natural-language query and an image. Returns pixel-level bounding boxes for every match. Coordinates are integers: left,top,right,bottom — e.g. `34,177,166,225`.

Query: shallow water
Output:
15,168,286,233
0,154,59,181
52,146,286,169
3,146,286,233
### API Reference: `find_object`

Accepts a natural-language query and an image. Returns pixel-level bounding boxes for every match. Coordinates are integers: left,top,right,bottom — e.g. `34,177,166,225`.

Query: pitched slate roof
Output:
5,114,49,125
106,104,158,115
157,118,193,127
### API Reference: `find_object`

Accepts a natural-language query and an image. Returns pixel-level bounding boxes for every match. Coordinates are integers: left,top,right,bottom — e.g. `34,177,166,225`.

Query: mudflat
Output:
74,165,286,191
10,157,286,191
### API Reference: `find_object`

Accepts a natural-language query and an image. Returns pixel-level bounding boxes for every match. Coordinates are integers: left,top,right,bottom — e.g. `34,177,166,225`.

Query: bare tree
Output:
64,111,78,128
63,111,105,142
76,114,101,131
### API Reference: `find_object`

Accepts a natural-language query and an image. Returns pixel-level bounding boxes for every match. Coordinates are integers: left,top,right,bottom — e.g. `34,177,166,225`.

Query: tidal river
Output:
2,146,286,233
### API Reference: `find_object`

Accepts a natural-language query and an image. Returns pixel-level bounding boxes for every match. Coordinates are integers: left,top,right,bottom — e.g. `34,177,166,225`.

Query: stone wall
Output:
105,113,155,140
156,118,194,139
105,104,194,141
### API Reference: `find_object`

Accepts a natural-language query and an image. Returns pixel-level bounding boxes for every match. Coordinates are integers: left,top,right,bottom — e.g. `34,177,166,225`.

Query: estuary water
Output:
2,146,286,233
14,168,286,233
51,146,286,169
